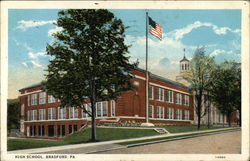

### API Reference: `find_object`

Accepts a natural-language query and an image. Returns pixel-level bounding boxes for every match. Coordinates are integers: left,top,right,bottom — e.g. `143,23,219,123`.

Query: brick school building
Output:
18,68,194,139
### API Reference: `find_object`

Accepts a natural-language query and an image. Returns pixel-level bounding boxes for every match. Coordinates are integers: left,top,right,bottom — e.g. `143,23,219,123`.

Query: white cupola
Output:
180,48,190,73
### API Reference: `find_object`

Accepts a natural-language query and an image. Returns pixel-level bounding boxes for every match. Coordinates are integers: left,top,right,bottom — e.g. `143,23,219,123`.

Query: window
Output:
73,125,78,132
62,125,66,136
158,88,164,101
69,107,78,119
176,109,182,120
48,95,56,103
29,110,37,121
30,125,36,136
97,102,102,117
168,108,174,119
184,110,190,120
27,95,30,106
111,100,115,117
184,95,189,106
74,107,78,118
29,126,32,136
58,107,66,119
102,101,108,117
38,125,45,137
39,92,46,104
156,106,164,119
31,94,37,105
167,90,174,103
82,103,91,118
48,108,56,120
48,125,54,137
149,86,154,100
69,125,73,134
57,125,66,137
33,110,37,120
176,93,182,105
39,109,46,120
149,105,154,118
96,101,108,117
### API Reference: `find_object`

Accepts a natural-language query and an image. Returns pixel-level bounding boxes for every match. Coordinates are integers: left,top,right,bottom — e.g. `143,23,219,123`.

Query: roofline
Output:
135,67,191,90
19,82,43,92
19,68,191,92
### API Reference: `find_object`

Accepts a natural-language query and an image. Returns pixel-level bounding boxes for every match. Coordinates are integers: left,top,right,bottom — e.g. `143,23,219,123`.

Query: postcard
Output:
1,1,249,161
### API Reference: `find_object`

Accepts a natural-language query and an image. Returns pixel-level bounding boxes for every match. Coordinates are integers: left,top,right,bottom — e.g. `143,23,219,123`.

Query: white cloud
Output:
210,49,233,57
22,60,42,68
31,61,42,68
22,62,28,68
28,52,47,59
170,21,241,40
13,38,33,51
48,26,63,36
17,20,56,31
170,60,180,65
22,51,49,69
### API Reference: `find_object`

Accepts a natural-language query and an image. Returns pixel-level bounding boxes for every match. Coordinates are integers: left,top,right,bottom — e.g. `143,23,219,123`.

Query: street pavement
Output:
95,130,241,154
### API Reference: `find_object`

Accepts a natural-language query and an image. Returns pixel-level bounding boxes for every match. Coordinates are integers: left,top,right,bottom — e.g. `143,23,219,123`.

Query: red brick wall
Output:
19,68,195,138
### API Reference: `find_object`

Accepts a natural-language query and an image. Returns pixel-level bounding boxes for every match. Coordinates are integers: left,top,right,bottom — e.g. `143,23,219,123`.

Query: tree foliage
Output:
208,61,241,126
7,99,20,132
183,46,216,129
43,9,135,141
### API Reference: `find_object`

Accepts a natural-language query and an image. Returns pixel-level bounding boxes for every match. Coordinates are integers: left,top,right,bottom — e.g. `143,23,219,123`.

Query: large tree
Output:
44,9,135,141
208,61,241,127
183,47,215,129
7,99,20,132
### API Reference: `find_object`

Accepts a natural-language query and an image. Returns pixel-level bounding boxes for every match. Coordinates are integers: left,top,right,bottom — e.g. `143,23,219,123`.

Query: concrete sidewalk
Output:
8,127,239,154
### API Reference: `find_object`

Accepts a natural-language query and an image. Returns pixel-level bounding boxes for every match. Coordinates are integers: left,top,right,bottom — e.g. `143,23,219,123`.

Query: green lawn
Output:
7,139,66,151
8,127,158,151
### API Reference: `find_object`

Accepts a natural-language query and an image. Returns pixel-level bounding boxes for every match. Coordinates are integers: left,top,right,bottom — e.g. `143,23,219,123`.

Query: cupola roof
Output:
180,48,189,62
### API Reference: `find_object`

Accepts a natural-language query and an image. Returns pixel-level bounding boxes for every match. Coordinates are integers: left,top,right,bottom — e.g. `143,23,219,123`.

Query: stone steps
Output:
154,128,169,134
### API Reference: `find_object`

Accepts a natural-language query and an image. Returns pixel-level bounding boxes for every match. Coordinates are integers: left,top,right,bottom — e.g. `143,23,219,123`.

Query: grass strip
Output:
161,125,226,133
117,127,240,146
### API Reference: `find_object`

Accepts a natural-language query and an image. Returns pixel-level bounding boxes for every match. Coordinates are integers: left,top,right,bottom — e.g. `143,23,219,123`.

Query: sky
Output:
8,9,241,98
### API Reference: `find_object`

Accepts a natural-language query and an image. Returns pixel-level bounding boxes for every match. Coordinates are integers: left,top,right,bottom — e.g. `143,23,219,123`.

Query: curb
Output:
125,128,240,148
86,146,127,154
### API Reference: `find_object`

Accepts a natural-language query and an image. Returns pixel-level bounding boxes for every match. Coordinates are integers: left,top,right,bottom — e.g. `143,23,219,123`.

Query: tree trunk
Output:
91,104,97,142
90,78,97,142
196,94,202,130
227,112,231,127
222,115,224,127
197,115,201,130
207,105,210,129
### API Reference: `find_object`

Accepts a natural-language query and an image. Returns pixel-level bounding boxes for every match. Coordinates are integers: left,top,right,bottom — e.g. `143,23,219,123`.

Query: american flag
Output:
149,16,162,40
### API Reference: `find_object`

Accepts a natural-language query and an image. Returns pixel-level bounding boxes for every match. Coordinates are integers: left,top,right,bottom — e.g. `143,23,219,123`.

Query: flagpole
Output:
145,11,149,123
